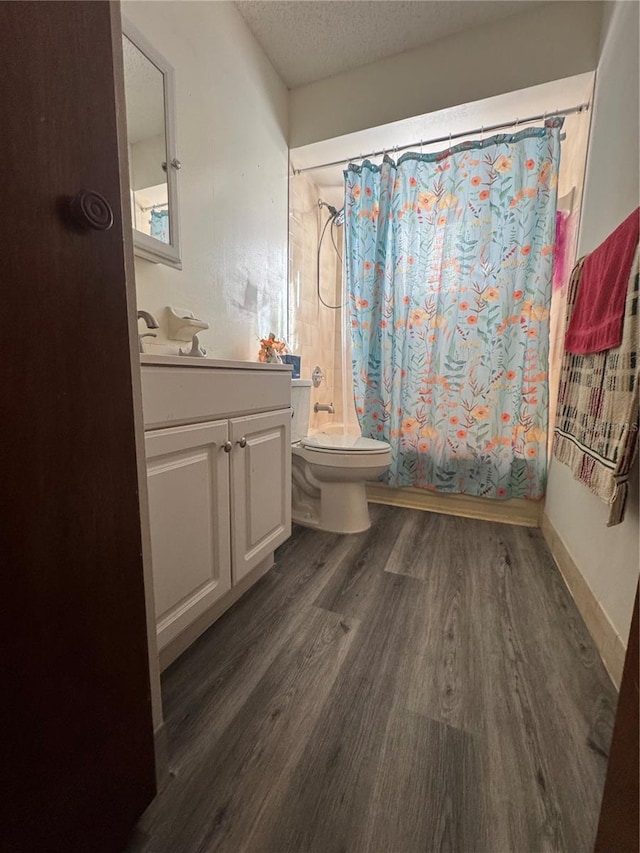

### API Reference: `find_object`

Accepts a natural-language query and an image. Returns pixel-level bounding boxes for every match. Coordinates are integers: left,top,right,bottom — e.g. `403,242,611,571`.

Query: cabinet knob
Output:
237,437,247,448
222,441,232,453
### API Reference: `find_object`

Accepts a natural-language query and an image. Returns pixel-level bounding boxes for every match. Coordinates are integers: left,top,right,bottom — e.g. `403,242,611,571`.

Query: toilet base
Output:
291,456,373,533
315,481,372,534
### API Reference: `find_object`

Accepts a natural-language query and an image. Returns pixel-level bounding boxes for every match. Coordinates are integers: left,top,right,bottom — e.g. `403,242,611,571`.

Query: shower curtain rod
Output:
293,102,590,174
138,201,169,212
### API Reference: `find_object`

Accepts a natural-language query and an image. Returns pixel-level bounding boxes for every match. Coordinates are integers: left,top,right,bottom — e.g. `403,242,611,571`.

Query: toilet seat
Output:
300,434,389,455
293,434,392,472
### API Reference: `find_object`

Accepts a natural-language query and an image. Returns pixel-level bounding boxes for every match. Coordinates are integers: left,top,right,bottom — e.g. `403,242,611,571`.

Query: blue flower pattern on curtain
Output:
344,120,562,499
149,208,169,244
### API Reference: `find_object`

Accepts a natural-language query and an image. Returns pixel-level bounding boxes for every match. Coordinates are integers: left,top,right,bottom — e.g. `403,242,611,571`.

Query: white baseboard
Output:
541,512,625,687
367,483,542,527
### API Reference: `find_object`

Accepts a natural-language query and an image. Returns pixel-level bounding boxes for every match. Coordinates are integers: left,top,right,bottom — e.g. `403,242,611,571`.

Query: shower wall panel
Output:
289,173,343,428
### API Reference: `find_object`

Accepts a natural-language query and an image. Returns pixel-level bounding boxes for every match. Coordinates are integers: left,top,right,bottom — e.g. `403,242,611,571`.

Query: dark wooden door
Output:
1,2,156,851
595,584,639,853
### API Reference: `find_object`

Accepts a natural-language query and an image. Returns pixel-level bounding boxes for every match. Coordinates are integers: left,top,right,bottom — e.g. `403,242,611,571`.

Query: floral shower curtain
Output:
344,119,562,499
149,207,169,244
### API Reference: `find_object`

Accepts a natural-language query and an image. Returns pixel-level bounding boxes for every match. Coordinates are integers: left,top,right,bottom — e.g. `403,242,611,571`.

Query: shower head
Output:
318,198,344,225
318,198,337,216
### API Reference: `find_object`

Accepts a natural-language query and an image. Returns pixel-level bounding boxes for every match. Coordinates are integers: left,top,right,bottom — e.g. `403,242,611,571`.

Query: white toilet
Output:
291,379,392,534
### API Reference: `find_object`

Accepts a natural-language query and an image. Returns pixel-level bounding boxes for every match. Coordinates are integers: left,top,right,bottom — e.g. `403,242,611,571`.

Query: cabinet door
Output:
230,409,292,582
145,421,231,650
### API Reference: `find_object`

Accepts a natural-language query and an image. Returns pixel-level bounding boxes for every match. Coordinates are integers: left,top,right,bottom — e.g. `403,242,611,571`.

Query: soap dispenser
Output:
166,306,209,341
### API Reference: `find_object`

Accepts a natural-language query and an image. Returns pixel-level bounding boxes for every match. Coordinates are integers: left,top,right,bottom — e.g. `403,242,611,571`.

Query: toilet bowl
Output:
291,380,391,534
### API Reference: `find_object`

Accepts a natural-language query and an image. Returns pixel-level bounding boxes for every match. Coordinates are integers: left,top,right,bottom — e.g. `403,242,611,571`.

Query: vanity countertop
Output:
140,353,292,428
140,354,292,372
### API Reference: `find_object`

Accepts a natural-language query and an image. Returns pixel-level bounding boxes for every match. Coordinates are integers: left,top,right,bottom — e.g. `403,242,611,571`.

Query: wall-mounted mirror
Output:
122,21,181,269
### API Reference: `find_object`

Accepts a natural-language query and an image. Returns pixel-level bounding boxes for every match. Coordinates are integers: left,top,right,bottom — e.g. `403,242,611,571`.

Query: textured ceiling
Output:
235,1,544,89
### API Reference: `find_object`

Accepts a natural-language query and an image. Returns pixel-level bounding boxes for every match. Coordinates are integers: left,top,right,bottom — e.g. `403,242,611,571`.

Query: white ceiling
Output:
292,72,595,205
235,0,544,89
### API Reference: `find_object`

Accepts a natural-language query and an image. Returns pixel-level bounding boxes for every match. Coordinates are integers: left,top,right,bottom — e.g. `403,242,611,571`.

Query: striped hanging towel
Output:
553,245,639,525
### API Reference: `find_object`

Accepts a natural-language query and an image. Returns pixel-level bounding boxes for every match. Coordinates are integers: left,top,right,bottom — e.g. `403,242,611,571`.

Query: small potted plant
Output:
258,332,287,363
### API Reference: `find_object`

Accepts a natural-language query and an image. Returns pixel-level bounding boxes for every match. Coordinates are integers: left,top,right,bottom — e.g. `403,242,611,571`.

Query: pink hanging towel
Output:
565,207,639,354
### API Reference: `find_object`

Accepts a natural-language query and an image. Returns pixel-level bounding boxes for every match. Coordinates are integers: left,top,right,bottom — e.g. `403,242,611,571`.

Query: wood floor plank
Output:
247,570,425,853
128,506,618,853
313,504,414,620
450,518,614,853
132,605,358,853
387,513,488,736
485,523,614,852
384,506,464,583
358,711,487,853
470,522,569,852
161,528,358,772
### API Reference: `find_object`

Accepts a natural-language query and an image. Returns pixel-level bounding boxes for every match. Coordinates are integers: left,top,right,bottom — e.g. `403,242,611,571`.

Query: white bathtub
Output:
309,421,361,437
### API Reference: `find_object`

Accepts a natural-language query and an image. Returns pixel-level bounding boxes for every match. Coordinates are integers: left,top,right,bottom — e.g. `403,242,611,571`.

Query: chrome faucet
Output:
314,402,335,414
137,310,159,353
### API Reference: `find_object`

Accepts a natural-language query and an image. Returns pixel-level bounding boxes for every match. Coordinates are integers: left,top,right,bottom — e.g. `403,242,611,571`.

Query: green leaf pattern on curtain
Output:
344,119,562,499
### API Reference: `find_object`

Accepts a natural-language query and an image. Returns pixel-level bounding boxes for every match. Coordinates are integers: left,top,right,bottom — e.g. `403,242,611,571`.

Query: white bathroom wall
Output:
289,2,603,148
544,0,640,647
548,111,591,453
123,0,289,361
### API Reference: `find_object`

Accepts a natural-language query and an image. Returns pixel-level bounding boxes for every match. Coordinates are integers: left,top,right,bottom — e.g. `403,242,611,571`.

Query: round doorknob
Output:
171,158,182,170
222,441,232,453
237,437,247,448
70,190,114,231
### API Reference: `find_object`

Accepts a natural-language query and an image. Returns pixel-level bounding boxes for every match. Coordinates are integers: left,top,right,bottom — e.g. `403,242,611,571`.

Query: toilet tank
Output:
291,379,311,442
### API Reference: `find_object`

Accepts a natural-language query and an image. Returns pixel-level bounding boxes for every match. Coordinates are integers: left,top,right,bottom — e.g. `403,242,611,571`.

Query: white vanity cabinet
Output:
145,420,232,652
140,356,291,666
229,410,292,582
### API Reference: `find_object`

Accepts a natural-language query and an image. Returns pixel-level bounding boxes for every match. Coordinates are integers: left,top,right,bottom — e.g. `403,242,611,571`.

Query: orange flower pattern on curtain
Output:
344,120,562,499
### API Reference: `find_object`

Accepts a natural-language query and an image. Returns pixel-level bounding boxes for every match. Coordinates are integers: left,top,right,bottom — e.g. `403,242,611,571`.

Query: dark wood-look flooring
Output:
127,506,617,853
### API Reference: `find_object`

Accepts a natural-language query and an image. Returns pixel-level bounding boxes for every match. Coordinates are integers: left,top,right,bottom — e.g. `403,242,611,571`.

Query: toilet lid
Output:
300,434,390,453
